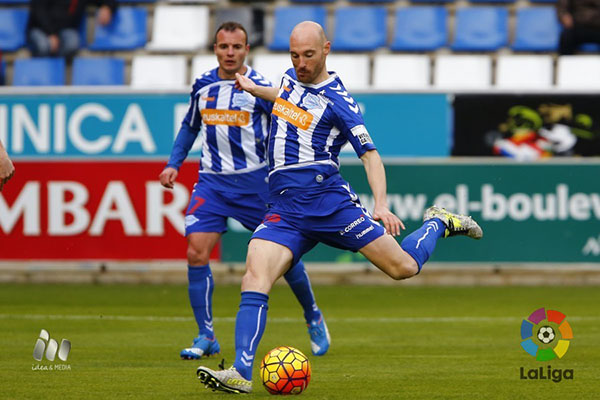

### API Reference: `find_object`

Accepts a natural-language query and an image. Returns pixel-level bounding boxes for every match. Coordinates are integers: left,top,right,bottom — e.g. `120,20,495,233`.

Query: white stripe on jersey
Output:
239,94,261,168
213,84,235,171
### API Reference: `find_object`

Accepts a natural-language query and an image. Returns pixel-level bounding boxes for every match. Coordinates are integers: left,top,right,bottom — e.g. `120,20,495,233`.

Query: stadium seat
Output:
269,6,327,51
0,8,28,51
290,0,334,2
215,7,264,47
0,0,29,3
452,7,508,51
13,58,66,86
373,54,430,89
147,5,209,51
530,0,556,3
131,55,187,88
89,7,147,50
411,0,453,3
251,54,292,86
327,54,370,90
332,7,387,51
72,57,125,85
191,55,218,82
512,7,560,51
348,0,394,2
469,0,514,3
556,55,600,89
391,7,447,51
495,55,553,89
434,55,491,90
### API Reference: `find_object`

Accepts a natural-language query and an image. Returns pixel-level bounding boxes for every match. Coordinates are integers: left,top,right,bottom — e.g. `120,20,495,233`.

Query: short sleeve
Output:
332,95,376,157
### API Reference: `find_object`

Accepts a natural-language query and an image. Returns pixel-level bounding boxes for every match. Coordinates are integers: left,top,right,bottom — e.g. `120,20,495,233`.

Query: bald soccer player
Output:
160,22,330,361
196,22,483,394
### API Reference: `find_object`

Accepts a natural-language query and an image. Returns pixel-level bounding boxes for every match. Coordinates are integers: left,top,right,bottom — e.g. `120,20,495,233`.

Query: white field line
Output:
0,314,599,324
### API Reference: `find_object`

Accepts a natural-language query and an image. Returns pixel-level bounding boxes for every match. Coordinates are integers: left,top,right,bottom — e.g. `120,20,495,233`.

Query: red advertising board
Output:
0,161,220,260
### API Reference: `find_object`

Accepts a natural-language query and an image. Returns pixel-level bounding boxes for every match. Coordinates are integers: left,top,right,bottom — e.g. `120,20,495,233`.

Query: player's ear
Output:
323,41,331,56
213,42,217,54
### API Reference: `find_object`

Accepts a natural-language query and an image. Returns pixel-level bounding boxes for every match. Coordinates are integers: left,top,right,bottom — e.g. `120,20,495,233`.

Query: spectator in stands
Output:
0,140,15,191
27,0,117,58
558,0,600,54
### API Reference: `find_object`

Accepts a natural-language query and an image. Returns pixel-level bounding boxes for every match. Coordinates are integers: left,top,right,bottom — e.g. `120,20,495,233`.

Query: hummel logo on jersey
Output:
272,98,313,130
201,96,215,101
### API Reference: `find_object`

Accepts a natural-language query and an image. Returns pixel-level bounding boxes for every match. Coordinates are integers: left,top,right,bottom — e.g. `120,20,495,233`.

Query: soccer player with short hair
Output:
159,22,330,361
196,22,483,394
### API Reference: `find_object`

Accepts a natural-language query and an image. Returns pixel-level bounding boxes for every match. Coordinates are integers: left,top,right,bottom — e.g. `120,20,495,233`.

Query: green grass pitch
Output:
1,283,598,399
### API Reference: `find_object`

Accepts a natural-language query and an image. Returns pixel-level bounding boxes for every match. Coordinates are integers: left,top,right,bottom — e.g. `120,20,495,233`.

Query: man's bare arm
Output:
235,73,279,103
360,149,405,236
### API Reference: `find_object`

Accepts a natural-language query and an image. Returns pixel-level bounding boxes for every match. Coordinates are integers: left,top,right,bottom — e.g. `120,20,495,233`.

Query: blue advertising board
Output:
0,92,450,158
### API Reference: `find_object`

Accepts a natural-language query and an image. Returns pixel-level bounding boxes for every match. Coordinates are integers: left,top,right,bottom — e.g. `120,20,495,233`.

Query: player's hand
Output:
49,34,60,54
159,167,178,189
372,204,405,237
235,73,257,95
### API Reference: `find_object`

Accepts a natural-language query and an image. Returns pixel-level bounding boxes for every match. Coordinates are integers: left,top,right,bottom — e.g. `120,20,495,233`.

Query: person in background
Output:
558,0,600,54
0,140,15,191
27,0,117,58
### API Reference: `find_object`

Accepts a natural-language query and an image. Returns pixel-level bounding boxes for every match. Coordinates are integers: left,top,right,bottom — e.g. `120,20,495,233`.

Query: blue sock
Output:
283,261,321,323
188,265,214,339
401,218,445,273
233,291,269,380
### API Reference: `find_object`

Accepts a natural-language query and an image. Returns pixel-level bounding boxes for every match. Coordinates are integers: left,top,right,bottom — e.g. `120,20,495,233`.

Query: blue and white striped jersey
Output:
267,68,376,193
167,66,273,193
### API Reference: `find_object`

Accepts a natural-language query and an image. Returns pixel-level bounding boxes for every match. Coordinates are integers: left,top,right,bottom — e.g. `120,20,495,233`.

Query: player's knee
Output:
187,244,211,265
387,258,419,280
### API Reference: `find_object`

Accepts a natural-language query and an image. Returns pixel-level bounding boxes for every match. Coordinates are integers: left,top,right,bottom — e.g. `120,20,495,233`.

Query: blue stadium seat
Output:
1,60,5,85
13,58,65,86
348,0,394,2
0,0,29,3
269,6,327,51
452,7,508,51
469,0,514,3
0,9,28,51
391,7,447,51
530,0,556,3
89,7,147,50
333,7,387,51
411,0,454,3
72,57,125,85
580,43,600,52
290,0,334,2
512,7,559,51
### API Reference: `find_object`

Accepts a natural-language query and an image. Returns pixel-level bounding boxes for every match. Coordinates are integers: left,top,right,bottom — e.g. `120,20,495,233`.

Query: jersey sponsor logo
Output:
351,124,373,145
339,215,365,235
232,92,250,108
300,93,324,109
355,225,374,239
283,86,292,92
200,109,250,126
272,98,313,130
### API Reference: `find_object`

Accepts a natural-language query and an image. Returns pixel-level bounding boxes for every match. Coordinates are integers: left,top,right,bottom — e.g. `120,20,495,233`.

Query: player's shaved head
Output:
289,22,330,84
290,21,326,47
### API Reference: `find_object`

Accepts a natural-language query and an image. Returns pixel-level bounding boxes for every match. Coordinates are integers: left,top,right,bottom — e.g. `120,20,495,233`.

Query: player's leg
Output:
361,206,483,278
181,186,229,360
197,239,294,393
237,195,330,356
181,232,222,360
282,262,330,356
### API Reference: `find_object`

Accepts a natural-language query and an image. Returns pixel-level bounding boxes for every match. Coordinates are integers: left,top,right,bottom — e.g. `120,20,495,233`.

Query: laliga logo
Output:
520,308,573,360
519,308,574,383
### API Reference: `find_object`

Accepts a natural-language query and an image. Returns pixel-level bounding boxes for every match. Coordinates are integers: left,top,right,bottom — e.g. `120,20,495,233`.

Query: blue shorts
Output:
251,175,385,265
184,184,268,236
